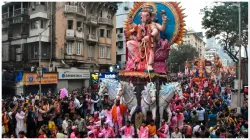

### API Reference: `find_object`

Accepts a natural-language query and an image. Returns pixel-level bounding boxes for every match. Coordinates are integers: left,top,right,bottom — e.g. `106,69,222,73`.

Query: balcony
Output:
98,17,113,26
2,21,9,28
2,12,9,19
66,29,75,40
64,5,86,17
117,33,124,41
87,34,98,42
29,28,49,37
2,33,8,41
29,4,48,19
88,15,98,26
10,17,28,24
12,8,28,17
76,30,84,40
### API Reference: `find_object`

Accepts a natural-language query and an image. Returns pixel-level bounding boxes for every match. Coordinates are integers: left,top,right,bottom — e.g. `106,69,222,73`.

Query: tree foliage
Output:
168,44,199,73
201,2,248,62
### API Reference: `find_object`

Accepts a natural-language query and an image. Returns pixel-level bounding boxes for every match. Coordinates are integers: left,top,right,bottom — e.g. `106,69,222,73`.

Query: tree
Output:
167,44,199,73
201,2,248,62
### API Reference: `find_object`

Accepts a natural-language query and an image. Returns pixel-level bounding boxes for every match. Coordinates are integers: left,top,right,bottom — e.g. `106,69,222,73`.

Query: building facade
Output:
2,2,117,93
204,48,218,62
182,31,206,58
115,2,133,69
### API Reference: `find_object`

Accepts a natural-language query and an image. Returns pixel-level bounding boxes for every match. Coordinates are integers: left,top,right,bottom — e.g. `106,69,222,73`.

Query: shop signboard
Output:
58,72,90,79
23,73,58,85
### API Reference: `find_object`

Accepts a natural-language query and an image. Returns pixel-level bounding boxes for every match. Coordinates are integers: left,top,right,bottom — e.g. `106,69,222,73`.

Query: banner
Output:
23,73,58,85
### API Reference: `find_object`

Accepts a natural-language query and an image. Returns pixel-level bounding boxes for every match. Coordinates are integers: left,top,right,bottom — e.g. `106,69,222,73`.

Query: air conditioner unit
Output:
16,55,22,61
77,27,82,31
124,6,129,10
16,48,22,53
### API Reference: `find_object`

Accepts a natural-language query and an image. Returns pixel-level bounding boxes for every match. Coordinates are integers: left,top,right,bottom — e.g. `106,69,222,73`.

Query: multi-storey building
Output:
115,2,133,69
204,47,218,62
182,31,206,58
2,2,117,93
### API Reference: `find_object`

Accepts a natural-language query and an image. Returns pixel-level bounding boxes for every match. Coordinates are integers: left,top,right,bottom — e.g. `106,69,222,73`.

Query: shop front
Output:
57,68,90,91
23,72,58,95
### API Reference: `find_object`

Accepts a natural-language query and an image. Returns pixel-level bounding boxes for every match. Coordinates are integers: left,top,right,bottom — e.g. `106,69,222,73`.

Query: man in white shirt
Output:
192,122,200,135
62,114,71,134
73,95,82,109
196,104,205,125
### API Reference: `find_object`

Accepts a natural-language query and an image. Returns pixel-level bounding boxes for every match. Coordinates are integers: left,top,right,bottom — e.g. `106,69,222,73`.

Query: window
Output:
88,46,94,57
107,30,111,38
68,20,73,29
99,46,104,58
30,21,37,29
100,29,105,37
87,25,90,34
67,42,73,55
100,10,103,17
119,28,123,33
77,21,82,28
116,55,121,62
92,27,96,35
76,42,81,55
106,47,110,58
40,20,46,29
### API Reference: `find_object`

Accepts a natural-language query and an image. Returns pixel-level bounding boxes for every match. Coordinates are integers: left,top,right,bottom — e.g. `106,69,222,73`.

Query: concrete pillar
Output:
13,5,15,16
7,6,9,18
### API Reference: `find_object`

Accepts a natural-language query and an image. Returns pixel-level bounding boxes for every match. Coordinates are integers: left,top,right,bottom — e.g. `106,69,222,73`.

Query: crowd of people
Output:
1,77,248,138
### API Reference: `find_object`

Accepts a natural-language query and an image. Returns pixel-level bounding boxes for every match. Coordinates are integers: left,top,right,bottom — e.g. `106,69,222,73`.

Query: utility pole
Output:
237,2,242,108
39,33,42,99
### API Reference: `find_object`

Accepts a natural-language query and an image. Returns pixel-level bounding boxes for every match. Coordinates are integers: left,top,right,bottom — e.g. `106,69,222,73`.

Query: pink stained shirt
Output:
101,127,116,138
116,106,123,122
120,125,135,138
177,113,184,129
169,116,177,130
138,126,149,138
158,124,169,138
105,109,112,121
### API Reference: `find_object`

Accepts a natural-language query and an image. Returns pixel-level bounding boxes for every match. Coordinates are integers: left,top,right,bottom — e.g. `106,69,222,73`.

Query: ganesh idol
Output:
125,4,168,72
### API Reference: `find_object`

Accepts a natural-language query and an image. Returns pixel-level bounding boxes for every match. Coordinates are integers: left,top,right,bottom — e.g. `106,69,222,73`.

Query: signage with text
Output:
58,72,90,79
23,73,58,85
98,72,118,81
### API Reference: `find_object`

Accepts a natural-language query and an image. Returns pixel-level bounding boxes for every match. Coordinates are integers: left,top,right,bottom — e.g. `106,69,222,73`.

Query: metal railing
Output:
88,34,98,42
2,12,9,19
64,5,86,16
13,8,27,17
98,17,113,25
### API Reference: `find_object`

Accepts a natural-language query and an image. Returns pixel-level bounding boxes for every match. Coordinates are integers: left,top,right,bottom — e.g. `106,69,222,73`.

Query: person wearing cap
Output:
111,98,128,133
101,121,116,138
87,131,95,138
120,121,135,138
157,119,169,138
138,121,149,138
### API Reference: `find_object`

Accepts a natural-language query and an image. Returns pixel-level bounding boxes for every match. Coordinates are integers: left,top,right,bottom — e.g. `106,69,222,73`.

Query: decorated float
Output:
98,2,186,127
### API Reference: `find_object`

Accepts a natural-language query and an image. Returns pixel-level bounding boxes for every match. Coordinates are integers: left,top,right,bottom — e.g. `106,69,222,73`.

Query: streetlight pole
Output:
39,33,42,99
237,2,242,107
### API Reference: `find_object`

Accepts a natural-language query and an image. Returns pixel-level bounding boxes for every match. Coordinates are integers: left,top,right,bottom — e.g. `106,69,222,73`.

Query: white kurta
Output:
15,111,26,137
